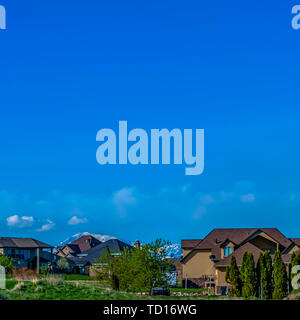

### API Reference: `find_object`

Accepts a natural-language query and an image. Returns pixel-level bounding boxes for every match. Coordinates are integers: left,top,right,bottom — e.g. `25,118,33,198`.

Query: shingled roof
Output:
70,239,131,266
194,228,291,250
70,235,101,253
181,228,293,264
215,242,263,267
0,237,53,248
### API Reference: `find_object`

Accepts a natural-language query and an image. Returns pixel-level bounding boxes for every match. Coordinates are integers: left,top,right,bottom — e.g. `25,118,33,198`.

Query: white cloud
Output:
37,219,55,232
6,214,34,228
240,193,255,203
112,187,137,217
68,215,88,225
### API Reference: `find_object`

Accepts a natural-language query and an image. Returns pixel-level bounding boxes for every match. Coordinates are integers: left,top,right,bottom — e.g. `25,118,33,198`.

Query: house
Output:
181,228,300,293
68,238,131,275
56,235,101,258
0,237,54,273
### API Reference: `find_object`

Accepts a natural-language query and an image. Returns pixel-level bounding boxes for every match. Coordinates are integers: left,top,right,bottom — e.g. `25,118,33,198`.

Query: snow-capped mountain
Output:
57,233,182,258
58,232,116,247
165,243,182,258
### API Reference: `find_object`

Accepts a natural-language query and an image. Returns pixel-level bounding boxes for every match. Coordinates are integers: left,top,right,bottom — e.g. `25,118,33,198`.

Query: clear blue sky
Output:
0,0,300,246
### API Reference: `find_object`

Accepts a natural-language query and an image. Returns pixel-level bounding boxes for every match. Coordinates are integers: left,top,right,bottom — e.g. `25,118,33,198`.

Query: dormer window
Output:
224,246,232,257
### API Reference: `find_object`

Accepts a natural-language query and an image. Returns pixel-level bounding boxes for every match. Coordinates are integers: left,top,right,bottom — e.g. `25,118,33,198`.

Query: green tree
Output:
256,252,264,298
57,257,69,272
225,256,242,297
0,254,13,273
241,252,256,298
264,250,273,298
96,239,172,292
272,250,287,299
290,252,300,290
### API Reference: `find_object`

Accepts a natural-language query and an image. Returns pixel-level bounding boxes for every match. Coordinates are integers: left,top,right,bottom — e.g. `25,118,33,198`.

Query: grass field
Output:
0,279,222,300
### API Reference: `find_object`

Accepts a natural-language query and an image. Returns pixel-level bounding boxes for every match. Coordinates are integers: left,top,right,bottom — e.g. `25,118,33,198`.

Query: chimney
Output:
134,240,141,249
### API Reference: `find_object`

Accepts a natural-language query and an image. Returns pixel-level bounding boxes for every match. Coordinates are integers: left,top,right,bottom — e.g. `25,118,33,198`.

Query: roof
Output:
290,238,300,247
195,228,291,250
181,228,293,263
215,242,264,267
70,235,102,253
181,239,202,249
0,237,53,249
65,244,81,254
70,239,131,266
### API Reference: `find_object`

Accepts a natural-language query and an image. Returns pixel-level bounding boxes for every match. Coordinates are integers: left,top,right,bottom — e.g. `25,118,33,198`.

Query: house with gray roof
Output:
68,239,131,275
0,237,54,273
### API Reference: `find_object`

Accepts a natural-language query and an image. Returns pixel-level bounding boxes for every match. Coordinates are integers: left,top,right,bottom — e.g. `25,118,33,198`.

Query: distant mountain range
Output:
58,232,182,258
58,232,116,247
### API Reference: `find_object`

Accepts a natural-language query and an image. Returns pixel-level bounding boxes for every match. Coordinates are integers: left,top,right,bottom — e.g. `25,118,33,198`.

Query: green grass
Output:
170,288,205,294
63,274,94,281
0,280,224,300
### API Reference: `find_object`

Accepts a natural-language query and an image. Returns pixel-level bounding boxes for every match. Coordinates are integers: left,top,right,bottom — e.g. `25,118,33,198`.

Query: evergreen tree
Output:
263,250,273,299
272,250,287,299
241,252,256,298
240,252,248,284
256,252,265,298
225,256,242,297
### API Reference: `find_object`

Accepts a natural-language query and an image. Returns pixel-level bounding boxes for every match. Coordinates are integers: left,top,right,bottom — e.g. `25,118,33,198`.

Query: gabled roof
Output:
71,235,101,253
0,237,53,249
181,239,202,249
290,238,300,247
70,239,131,266
65,244,81,254
215,242,263,267
187,228,291,251
181,228,292,263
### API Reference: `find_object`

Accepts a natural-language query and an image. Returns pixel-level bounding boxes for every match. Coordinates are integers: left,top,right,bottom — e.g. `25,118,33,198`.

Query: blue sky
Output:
0,0,300,246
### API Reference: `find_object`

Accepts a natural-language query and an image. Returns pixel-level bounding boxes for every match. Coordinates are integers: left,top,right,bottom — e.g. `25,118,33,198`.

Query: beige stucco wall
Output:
182,250,215,279
216,267,228,287
0,248,3,254
285,245,300,255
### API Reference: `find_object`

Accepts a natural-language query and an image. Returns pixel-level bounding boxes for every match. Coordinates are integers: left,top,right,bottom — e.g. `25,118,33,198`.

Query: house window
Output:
224,246,232,257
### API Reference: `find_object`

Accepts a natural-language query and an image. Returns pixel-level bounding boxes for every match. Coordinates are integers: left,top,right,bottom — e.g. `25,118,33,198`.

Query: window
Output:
224,246,232,257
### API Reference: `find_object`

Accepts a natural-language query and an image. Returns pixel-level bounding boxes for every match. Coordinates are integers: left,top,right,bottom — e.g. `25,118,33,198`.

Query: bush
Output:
0,254,13,273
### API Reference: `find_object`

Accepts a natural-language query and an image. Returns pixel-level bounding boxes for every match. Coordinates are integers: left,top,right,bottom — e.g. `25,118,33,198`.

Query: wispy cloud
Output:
68,215,88,225
240,193,255,203
37,219,55,232
112,187,137,217
6,215,34,228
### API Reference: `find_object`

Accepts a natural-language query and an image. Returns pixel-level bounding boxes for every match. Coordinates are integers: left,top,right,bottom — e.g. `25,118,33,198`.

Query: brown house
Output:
56,235,101,258
181,228,300,293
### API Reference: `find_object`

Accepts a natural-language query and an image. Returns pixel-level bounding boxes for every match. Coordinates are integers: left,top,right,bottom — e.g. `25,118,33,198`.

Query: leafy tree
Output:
57,257,69,272
241,252,256,298
0,254,13,273
272,250,287,299
290,252,300,289
96,239,172,292
225,256,242,297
